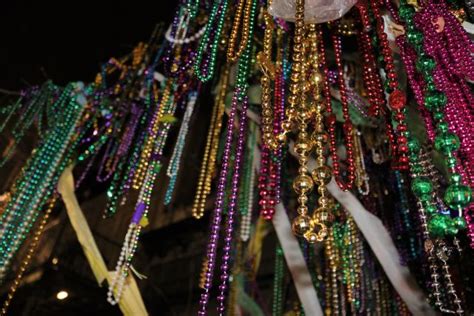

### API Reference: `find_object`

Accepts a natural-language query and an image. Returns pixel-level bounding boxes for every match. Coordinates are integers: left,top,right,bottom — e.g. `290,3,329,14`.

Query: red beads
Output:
389,90,407,110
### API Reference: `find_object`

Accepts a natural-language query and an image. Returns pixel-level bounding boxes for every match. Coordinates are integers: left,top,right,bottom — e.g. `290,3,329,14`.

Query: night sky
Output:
0,1,175,91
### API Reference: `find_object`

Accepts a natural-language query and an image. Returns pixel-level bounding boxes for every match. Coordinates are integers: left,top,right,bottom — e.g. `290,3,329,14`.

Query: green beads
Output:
411,177,433,198
416,56,436,75
444,184,472,209
406,30,423,46
453,217,467,230
428,214,453,237
425,204,438,215
424,91,447,111
407,137,421,153
434,132,460,154
399,5,415,21
436,121,449,134
449,173,462,184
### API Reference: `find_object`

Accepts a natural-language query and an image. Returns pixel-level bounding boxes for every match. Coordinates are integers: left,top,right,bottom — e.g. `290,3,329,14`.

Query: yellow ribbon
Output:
58,165,148,316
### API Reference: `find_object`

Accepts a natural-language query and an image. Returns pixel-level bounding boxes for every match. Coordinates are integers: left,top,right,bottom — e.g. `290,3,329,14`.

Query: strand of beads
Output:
194,0,229,82
108,81,179,305
192,66,229,219
306,23,333,243
286,0,314,242
258,0,283,151
215,93,249,315
407,136,464,314
0,84,87,279
131,81,172,190
164,91,198,205
0,195,57,316
226,0,253,63
414,2,474,247
198,88,248,315
397,0,472,245
272,245,284,316
319,24,356,192
355,2,386,118
370,0,410,170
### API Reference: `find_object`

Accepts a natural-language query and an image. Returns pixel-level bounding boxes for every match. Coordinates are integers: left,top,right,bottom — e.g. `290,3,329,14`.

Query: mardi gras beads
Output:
272,245,284,316
0,84,87,279
226,0,254,63
164,91,198,205
369,0,410,170
192,66,229,219
397,0,471,241
194,0,229,82
198,89,249,315
0,195,57,316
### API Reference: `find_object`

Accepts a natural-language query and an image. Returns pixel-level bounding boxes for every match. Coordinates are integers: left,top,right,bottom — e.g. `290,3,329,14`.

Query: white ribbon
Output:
272,204,324,316
327,179,437,316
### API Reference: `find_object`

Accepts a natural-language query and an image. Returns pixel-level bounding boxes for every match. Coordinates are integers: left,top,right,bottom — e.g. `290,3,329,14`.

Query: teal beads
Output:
444,184,472,209
434,132,460,154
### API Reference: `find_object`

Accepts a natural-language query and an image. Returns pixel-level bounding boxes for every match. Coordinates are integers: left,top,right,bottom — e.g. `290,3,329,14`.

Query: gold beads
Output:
192,66,229,219
293,174,314,194
311,165,333,185
292,215,312,236
286,2,334,243
1,196,57,315
227,0,253,63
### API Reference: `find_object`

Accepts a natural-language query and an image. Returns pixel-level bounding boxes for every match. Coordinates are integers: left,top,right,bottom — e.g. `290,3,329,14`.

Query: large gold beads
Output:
292,215,312,236
293,175,314,194
311,165,333,185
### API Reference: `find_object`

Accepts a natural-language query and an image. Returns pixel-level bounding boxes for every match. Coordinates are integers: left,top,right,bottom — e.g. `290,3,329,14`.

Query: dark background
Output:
0,0,175,91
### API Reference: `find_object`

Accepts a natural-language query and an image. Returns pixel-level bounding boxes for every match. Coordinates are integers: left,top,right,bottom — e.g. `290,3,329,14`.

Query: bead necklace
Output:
407,136,464,314
131,81,171,191
397,0,472,245
283,2,333,243
355,2,387,118
258,0,286,151
272,245,284,316
192,65,229,219
234,0,258,96
0,84,87,278
198,89,249,315
319,24,356,192
108,80,179,305
226,0,254,63
288,0,317,242
369,0,410,171
194,0,229,82
240,122,256,242
0,195,57,315
258,65,284,221
413,1,474,247
164,91,198,205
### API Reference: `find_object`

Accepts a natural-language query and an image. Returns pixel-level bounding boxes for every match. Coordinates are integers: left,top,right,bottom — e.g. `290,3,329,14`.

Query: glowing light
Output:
56,290,68,300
